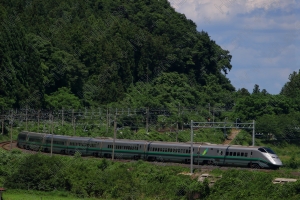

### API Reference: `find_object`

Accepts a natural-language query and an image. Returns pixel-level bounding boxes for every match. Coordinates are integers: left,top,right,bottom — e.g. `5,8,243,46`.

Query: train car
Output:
195,144,282,169
100,139,147,159
146,141,192,163
17,131,46,151
17,131,283,169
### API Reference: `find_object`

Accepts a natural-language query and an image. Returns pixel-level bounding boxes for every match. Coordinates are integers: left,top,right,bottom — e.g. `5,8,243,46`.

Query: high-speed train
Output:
17,131,283,169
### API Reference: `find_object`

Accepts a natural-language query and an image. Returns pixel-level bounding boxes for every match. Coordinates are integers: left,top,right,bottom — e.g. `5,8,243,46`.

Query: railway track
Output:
0,140,275,173
0,140,16,151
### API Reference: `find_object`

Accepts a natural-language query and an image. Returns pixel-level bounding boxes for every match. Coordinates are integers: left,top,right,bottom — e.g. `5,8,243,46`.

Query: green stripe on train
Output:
21,142,272,165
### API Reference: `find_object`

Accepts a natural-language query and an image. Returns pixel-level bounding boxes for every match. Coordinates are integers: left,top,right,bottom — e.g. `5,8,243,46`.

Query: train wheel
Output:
208,160,214,165
250,163,260,169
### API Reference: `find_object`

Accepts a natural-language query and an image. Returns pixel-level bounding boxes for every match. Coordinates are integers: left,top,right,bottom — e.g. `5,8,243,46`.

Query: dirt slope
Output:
223,129,241,145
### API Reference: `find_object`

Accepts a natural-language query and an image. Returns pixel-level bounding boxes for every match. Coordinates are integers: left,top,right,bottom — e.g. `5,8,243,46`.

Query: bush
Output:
287,154,299,169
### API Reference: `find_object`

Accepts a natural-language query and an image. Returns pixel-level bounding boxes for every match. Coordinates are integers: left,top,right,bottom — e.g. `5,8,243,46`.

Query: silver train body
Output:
17,131,283,169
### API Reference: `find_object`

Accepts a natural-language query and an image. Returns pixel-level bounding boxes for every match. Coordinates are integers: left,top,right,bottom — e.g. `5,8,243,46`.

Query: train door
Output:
144,142,148,160
99,141,103,157
87,138,92,156
197,145,202,165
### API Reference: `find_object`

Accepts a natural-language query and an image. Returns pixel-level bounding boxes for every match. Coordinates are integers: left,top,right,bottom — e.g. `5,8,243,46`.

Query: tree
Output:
280,70,300,98
236,88,250,96
252,84,260,94
45,87,81,110
261,89,268,95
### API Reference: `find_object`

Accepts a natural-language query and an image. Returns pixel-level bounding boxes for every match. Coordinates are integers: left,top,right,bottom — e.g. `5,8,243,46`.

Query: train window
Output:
18,135,27,140
245,153,248,157
258,148,267,153
241,152,244,156
211,148,213,150
264,147,276,154
226,152,229,156
230,152,232,156
233,152,236,156
237,152,240,156
220,151,223,155
251,152,252,155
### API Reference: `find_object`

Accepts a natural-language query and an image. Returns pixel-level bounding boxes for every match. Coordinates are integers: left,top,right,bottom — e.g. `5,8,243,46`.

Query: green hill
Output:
0,0,234,109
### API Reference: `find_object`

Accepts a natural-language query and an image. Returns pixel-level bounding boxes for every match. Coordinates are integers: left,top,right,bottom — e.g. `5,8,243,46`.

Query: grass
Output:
2,190,100,200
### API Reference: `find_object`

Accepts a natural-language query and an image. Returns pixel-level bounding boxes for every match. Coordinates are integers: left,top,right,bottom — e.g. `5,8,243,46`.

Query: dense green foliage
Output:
2,151,209,199
1,0,300,198
0,0,234,110
208,170,300,200
1,0,300,143
0,150,299,199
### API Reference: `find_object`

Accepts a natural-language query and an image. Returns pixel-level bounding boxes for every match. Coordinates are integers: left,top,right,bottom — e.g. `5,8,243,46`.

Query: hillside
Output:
0,0,234,109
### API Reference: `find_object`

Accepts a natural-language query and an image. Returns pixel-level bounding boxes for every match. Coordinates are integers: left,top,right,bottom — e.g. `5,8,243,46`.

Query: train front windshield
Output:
263,147,276,154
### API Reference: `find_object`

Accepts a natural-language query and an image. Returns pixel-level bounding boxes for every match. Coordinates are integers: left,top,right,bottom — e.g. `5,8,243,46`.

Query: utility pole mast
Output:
10,110,13,150
146,107,149,133
112,114,117,161
51,114,54,157
190,120,194,174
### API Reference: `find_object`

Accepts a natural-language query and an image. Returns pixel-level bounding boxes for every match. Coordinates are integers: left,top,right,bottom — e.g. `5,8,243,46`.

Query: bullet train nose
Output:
272,154,283,166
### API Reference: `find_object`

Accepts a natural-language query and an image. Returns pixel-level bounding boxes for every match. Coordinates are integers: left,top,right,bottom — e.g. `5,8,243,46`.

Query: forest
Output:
0,0,300,199
1,0,300,144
